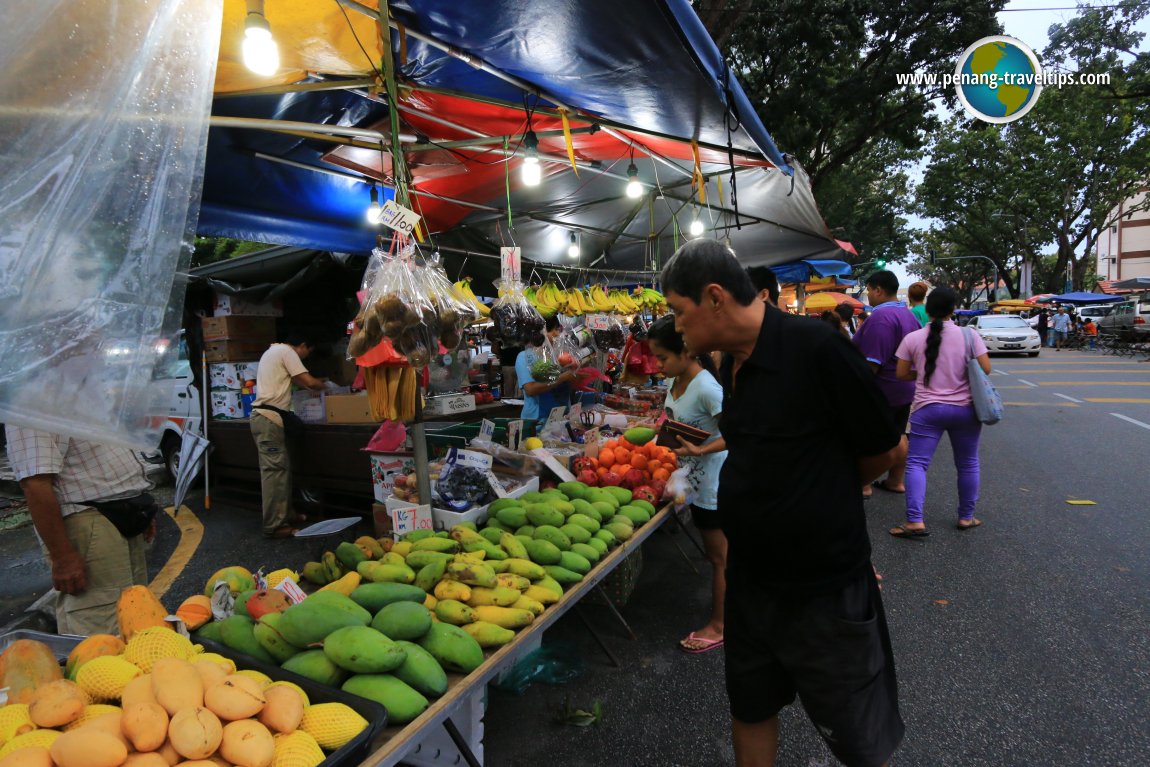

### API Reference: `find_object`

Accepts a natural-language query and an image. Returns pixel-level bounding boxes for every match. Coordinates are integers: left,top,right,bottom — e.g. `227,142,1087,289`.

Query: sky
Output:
886,0,1150,291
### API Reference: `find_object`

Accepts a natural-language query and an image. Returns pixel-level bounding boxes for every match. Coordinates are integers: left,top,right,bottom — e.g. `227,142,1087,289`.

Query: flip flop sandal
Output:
872,480,906,494
889,524,930,539
679,632,724,654
956,519,983,531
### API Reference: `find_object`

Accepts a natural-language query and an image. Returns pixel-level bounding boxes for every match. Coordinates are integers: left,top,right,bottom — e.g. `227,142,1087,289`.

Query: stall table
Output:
360,504,673,767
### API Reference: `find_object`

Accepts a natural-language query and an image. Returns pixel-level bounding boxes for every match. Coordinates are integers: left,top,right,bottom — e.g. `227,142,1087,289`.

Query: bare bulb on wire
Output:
689,218,705,237
625,162,642,198
522,157,542,186
242,13,279,76
568,233,580,259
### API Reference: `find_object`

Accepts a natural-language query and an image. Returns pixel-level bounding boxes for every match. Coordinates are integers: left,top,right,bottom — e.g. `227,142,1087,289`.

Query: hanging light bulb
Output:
242,1,279,76
689,215,705,237
625,162,642,198
568,232,580,259
366,185,381,224
521,130,542,187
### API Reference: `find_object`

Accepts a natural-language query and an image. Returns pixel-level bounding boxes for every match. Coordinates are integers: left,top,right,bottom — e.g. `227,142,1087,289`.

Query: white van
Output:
1076,304,1115,323
146,331,202,480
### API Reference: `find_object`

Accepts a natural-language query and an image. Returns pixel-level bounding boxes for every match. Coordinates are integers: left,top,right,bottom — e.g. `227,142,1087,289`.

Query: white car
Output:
970,315,1042,357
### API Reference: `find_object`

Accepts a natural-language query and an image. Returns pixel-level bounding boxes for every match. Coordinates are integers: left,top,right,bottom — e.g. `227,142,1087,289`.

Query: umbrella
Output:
805,292,862,313
1024,294,1055,304
1049,291,1126,304
172,426,210,512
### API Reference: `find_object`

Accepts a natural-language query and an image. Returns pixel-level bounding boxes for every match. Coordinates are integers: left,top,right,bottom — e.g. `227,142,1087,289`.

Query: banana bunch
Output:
634,286,667,314
363,365,418,422
586,285,617,313
452,278,490,319
609,289,641,314
525,283,559,318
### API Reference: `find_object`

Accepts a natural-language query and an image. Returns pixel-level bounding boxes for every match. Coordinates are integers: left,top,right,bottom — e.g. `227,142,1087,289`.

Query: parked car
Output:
970,315,1042,356
1076,303,1116,324
1097,296,1150,337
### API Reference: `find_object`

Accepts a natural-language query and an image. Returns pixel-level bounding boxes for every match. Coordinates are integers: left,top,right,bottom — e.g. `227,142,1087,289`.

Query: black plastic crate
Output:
199,638,388,767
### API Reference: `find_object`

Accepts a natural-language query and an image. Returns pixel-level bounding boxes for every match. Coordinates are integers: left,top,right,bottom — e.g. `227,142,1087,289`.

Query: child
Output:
647,315,728,654
1082,317,1097,349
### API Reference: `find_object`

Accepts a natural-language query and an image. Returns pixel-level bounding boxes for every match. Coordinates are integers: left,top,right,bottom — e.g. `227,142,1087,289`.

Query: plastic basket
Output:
424,418,517,452
198,639,387,767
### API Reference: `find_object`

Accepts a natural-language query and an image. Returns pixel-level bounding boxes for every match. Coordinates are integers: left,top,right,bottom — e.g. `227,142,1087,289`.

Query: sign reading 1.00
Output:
378,200,421,236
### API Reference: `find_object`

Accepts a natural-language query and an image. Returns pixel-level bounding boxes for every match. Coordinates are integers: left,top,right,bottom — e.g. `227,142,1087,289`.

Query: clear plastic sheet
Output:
0,0,222,448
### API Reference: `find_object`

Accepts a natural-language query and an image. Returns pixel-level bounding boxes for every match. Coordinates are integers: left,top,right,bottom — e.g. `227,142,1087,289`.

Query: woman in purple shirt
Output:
890,288,992,537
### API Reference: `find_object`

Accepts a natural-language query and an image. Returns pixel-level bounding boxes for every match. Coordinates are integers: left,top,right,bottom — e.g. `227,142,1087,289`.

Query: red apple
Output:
246,589,291,620
577,469,599,487
558,352,575,367
572,456,597,475
650,478,667,499
620,468,647,490
600,471,622,487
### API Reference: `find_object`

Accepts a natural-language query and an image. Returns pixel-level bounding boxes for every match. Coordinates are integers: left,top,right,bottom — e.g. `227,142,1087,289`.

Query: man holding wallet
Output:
6,425,158,636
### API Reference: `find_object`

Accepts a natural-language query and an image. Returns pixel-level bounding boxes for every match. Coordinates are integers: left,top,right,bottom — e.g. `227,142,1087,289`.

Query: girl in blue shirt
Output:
648,315,728,653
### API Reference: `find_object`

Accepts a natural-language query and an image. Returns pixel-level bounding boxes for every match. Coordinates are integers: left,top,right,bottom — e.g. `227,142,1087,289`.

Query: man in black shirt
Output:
662,239,904,767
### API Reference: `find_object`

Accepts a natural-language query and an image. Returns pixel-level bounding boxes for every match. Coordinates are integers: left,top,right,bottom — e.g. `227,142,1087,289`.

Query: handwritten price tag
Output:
500,247,522,283
391,504,434,536
378,200,421,235
586,313,612,331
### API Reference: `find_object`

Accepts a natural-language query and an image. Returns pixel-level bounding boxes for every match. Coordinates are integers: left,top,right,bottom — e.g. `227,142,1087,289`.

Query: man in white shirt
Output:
6,426,156,635
250,334,330,538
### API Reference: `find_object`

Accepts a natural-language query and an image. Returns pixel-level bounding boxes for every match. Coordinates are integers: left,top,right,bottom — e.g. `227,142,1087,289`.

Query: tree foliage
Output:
914,2,1150,294
191,237,268,269
695,0,1002,264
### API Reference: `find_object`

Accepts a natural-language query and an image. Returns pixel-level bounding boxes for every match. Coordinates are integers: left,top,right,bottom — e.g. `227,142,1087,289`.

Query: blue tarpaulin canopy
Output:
1050,292,1126,304
768,259,853,285
200,0,848,281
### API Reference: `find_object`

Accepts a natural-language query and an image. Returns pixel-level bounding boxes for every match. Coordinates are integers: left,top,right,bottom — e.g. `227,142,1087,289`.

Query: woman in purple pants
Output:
888,288,991,537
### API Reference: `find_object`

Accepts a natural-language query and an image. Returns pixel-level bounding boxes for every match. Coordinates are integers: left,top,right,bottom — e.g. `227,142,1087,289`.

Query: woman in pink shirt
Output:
890,288,992,537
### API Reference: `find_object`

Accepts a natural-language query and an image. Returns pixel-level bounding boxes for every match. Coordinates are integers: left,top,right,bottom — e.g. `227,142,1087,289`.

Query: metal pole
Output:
200,352,211,512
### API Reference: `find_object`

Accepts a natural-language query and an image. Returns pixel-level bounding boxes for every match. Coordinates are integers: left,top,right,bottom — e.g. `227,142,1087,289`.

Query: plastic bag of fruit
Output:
589,313,627,352
417,251,479,351
434,449,494,511
348,242,438,366
491,279,545,348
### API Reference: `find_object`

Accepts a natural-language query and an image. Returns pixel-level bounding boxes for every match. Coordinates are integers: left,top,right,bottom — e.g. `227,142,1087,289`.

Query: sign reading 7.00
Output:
378,200,421,235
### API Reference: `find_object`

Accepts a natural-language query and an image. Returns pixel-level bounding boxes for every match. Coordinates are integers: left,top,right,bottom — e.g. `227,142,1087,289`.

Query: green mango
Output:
590,501,617,520
543,565,584,585
404,551,454,570
371,601,433,641
559,523,592,545
349,582,428,614
282,649,347,686
567,513,601,533
532,525,571,551
623,426,656,446
357,561,417,584
499,532,528,560
593,528,618,547
629,499,657,516
336,541,369,570
523,538,562,565
479,527,505,546
495,505,529,528
569,542,601,565
232,590,257,619
618,505,652,526
342,674,428,725
393,640,449,698
604,522,634,542
277,592,371,647
557,481,589,501
414,559,449,593
253,612,301,663
586,537,609,556
403,530,435,542
487,498,525,514
323,625,407,673
547,498,576,518
558,550,591,575
601,486,633,506
417,622,485,673
525,503,564,528
218,615,276,664
193,621,223,643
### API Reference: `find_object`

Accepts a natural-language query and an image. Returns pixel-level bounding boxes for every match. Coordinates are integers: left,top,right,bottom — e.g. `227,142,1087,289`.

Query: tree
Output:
907,228,1000,307
191,237,268,269
695,0,1003,263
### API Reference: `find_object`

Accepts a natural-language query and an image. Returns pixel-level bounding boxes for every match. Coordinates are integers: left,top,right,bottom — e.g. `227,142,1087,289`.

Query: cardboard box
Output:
210,391,251,420
291,391,327,424
325,393,377,424
204,340,270,363
209,362,260,391
201,316,276,342
423,393,476,417
369,453,417,504
372,503,393,538
213,293,283,317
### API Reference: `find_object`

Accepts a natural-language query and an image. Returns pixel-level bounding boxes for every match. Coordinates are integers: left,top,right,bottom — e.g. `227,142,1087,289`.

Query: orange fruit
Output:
597,466,609,477
614,448,631,464
653,468,671,482
598,448,616,468
603,439,619,451
631,454,649,471
615,464,631,476
648,460,662,473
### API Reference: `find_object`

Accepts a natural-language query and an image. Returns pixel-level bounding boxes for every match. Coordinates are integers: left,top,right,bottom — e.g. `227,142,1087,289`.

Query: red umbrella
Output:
805,292,863,313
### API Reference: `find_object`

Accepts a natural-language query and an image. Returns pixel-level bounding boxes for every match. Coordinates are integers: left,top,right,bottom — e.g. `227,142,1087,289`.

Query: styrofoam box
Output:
291,390,327,424
209,361,260,391
370,453,417,504
213,293,283,317
429,475,539,531
423,392,476,417
210,391,249,420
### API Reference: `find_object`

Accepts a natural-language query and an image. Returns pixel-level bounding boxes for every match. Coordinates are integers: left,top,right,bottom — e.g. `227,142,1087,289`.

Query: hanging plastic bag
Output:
529,338,562,385
419,251,479,351
349,243,438,367
491,279,545,348
493,643,585,695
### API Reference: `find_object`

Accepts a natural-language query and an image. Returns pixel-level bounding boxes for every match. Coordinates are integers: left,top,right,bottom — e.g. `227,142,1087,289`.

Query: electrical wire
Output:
334,0,385,83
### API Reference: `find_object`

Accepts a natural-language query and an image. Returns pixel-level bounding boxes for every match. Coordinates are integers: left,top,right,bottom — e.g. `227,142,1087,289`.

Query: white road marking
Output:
1053,393,1084,403
1111,413,1150,431
1016,379,1038,388
992,370,1010,376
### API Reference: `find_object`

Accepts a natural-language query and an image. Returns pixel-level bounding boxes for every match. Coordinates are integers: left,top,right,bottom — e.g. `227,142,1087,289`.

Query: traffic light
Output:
875,259,887,268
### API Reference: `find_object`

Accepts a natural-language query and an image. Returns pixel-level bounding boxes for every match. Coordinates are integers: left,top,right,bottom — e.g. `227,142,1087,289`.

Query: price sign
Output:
485,470,509,498
506,420,523,451
378,200,422,235
446,447,494,471
583,427,601,457
586,313,612,331
390,503,434,536
477,419,496,444
500,247,522,283
275,578,307,605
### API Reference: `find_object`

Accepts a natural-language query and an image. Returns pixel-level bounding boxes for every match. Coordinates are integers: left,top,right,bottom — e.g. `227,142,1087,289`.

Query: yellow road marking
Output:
1003,402,1080,407
1083,397,1150,403
1035,382,1150,386
149,504,204,601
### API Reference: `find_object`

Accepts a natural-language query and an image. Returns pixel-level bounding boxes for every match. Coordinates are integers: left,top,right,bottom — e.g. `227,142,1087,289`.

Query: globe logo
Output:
954,36,1043,124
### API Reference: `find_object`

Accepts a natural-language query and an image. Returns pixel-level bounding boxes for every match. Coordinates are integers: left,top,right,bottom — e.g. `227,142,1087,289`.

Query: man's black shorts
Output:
724,568,904,767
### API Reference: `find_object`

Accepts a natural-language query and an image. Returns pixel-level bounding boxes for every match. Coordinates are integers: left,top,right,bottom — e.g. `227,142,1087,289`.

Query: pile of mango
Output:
194,481,655,727
0,626,368,767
